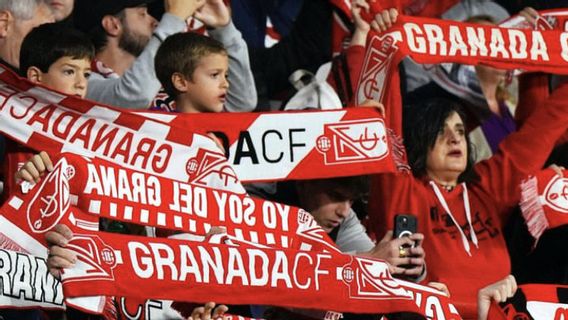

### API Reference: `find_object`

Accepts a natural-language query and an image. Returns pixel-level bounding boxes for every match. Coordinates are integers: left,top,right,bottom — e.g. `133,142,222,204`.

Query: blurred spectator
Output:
47,0,74,22
274,177,426,279
0,0,54,71
73,0,256,111
402,0,509,93
243,0,333,110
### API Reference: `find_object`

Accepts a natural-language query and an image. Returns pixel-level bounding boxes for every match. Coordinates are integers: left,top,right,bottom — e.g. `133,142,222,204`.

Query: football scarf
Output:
356,14,568,137
136,108,395,182
520,168,568,243
488,284,568,320
0,65,243,194
60,226,460,318
0,154,460,319
0,66,395,190
53,153,340,253
0,157,102,313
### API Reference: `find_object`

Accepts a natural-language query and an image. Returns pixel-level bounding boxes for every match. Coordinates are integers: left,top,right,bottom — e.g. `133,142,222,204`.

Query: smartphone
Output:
394,214,417,239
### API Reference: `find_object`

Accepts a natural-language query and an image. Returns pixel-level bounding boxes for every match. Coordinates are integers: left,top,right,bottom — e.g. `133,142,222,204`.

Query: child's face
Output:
33,57,91,98
181,53,229,113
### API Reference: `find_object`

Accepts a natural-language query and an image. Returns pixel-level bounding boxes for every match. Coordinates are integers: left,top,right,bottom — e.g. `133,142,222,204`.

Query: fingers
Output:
212,304,228,319
207,132,225,154
378,230,394,244
191,306,206,320
392,235,415,248
351,0,370,11
371,8,398,32
15,169,34,184
408,245,425,258
427,282,450,297
48,246,77,268
520,7,539,20
549,164,565,177
409,232,424,245
205,226,227,237
45,224,73,248
388,8,398,24
519,7,539,28
20,160,40,183
190,302,226,320
54,224,74,241
359,99,385,116
15,151,53,183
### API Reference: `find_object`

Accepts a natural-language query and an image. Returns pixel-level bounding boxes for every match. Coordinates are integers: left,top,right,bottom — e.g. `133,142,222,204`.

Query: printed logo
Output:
357,34,399,104
341,257,410,299
26,159,70,233
543,175,568,213
63,234,120,283
185,149,240,189
316,119,389,165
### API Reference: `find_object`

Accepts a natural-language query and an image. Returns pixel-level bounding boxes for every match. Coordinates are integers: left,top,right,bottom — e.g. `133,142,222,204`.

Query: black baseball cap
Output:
73,0,156,33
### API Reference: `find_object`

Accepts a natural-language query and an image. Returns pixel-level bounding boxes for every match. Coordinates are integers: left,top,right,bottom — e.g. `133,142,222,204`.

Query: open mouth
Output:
448,150,462,157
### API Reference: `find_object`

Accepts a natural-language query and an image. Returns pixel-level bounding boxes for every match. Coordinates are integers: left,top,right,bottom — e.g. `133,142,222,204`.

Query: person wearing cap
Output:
73,0,257,111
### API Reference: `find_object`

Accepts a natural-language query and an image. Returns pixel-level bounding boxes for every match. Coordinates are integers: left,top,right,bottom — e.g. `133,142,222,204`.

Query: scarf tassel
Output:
519,176,549,247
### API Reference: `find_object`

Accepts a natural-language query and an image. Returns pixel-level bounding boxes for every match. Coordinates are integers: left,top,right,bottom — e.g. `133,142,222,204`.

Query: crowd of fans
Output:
0,0,567,319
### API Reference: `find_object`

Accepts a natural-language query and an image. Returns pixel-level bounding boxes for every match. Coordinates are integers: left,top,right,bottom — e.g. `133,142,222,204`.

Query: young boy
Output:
20,23,94,98
1,23,93,203
154,32,229,114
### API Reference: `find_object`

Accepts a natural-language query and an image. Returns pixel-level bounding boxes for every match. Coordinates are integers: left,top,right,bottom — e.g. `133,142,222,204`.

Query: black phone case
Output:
393,214,417,239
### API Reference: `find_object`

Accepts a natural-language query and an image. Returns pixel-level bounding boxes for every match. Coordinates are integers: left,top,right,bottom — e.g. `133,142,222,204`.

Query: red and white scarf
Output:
356,14,568,137
0,67,395,189
520,168,568,243
487,284,568,320
0,154,460,319
53,153,340,253
0,66,243,194
137,108,395,182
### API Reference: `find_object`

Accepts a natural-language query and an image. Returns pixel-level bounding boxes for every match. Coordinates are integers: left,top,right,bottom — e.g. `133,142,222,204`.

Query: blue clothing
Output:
231,0,303,48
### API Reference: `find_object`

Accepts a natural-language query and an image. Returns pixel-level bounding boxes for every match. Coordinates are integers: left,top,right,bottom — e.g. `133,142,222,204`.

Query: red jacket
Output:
369,82,568,319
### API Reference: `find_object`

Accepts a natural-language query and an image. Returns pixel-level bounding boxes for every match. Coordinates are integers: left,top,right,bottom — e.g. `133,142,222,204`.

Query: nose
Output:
76,74,87,92
448,130,462,144
150,16,159,30
221,75,229,89
335,200,352,218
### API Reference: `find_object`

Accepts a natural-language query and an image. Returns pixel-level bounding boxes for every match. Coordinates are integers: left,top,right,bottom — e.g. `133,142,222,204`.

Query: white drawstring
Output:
430,181,478,256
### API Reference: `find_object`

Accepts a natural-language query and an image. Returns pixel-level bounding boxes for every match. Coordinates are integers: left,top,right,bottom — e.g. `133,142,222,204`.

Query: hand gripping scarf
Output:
520,168,568,244
1,154,460,319
487,284,568,320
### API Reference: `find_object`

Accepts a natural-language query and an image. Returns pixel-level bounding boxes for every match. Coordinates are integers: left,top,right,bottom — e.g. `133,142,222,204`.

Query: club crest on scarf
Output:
26,159,72,233
63,233,120,282
542,175,568,213
341,256,410,299
185,148,241,190
316,119,389,165
357,33,401,104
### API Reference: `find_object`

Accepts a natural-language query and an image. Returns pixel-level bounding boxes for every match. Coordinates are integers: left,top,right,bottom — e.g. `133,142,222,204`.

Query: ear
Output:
26,67,43,84
101,15,121,37
0,10,12,38
171,72,189,93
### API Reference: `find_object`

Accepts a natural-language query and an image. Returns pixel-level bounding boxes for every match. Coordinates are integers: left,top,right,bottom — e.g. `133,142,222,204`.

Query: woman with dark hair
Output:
369,85,568,319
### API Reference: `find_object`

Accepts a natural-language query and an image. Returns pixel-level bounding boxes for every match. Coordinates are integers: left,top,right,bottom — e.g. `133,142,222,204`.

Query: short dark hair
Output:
403,98,478,183
20,23,95,74
302,175,370,201
155,32,227,97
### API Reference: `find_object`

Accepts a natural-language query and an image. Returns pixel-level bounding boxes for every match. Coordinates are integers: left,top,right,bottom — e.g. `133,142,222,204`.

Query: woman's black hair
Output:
403,98,479,183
